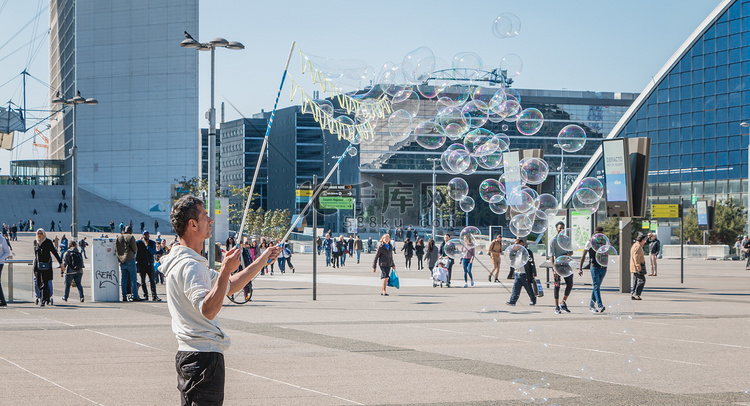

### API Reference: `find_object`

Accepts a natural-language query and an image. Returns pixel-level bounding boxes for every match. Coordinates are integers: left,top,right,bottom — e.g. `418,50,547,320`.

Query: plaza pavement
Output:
1,232,750,405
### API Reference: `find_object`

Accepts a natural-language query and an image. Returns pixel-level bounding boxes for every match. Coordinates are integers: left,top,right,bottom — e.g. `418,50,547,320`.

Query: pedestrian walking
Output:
580,226,607,313
59,235,68,257
401,237,414,269
323,233,333,267
61,241,85,302
50,220,55,231
630,235,647,300
354,234,363,263
372,233,396,296
338,235,348,266
488,234,503,282
0,233,11,307
415,238,425,270
425,239,439,277
162,195,280,405
506,239,537,306
461,243,475,288
31,188,35,199
439,233,454,288
33,229,62,306
550,221,573,314
136,231,161,301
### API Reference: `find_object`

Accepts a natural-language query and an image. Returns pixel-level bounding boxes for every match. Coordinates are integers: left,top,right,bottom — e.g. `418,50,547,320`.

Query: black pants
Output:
416,255,423,270
405,256,412,269
35,269,52,303
553,274,573,300
176,351,225,406
0,264,6,305
138,262,157,299
632,272,646,297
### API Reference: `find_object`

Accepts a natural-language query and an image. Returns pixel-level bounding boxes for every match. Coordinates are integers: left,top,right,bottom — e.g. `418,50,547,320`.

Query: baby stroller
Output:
432,258,450,287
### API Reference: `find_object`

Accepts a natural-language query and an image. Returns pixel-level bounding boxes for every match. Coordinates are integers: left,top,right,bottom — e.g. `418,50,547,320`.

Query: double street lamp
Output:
52,91,98,239
181,32,244,268
742,121,750,235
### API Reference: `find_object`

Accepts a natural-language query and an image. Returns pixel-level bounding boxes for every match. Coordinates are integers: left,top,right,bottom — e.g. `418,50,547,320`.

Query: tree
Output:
675,199,745,245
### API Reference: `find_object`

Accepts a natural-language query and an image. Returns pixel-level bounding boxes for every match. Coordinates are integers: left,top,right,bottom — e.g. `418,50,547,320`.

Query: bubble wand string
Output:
237,41,297,247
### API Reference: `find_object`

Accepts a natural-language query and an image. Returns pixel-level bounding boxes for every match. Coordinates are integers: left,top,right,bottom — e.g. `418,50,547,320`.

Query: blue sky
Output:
0,0,723,175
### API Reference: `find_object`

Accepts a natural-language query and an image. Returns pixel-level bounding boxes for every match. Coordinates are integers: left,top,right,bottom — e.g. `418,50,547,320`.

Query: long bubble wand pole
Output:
237,41,296,246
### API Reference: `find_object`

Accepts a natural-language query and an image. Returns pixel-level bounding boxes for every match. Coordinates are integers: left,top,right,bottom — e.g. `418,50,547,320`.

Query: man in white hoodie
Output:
162,195,280,405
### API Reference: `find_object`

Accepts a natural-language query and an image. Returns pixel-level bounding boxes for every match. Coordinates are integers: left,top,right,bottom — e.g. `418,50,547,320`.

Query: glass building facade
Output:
573,0,750,213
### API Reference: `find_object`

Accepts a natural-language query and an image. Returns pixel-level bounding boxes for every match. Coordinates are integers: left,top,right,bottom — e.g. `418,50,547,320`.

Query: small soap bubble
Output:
507,244,530,268
527,326,549,349
347,147,358,157
479,306,500,322
516,108,544,135
479,179,504,202
492,12,521,38
579,366,595,382
500,53,524,78
577,177,604,202
625,356,644,374
591,234,610,250
557,124,587,153
529,384,548,404
520,157,549,185
459,196,475,212
444,238,465,260
595,245,618,266
553,255,574,277
489,195,508,214
448,177,469,201
501,123,509,131
414,121,447,150
460,226,482,248
608,299,635,320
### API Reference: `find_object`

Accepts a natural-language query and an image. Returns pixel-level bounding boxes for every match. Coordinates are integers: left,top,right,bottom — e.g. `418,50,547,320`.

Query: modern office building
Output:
570,0,750,214
49,0,199,220
358,87,637,234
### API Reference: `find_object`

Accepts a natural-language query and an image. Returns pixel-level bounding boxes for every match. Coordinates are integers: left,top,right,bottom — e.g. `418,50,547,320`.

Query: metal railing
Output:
3,259,33,302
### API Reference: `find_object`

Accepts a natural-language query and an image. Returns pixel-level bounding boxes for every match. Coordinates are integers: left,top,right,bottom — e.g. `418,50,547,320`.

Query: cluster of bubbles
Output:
512,378,553,404
552,230,618,277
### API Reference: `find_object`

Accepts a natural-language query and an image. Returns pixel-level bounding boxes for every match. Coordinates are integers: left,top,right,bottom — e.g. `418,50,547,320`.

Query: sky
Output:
0,0,723,176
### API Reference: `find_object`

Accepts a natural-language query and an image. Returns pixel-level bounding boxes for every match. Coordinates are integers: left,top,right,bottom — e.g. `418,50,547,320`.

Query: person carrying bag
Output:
33,229,62,306
630,235,647,300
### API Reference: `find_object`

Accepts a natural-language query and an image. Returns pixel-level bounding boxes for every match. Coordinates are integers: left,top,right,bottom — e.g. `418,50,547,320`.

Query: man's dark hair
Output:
124,225,132,234
171,195,204,237
595,226,604,233
556,221,565,228
636,234,645,242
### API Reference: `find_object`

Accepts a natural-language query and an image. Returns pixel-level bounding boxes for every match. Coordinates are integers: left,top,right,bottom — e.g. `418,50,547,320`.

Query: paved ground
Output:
1,232,750,405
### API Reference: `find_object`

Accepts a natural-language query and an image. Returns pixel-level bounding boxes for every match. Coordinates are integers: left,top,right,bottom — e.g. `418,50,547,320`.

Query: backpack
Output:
67,250,84,271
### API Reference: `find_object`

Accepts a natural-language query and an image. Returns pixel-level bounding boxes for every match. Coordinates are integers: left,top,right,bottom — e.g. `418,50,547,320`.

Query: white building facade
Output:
49,0,199,219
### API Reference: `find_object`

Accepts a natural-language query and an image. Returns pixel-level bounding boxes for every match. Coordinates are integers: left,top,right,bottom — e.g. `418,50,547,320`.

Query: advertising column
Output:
91,238,120,302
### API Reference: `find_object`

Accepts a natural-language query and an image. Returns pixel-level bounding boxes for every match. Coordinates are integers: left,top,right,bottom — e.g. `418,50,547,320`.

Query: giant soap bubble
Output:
500,53,523,78
444,238,465,260
388,109,412,142
459,196,475,212
577,177,604,203
479,179,504,202
436,106,470,139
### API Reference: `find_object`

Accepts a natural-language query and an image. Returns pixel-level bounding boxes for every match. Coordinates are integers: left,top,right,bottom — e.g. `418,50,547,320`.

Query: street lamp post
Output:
181,32,244,269
332,155,343,234
52,91,97,240
742,121,750,235
554,144,565,207
427,157,440,239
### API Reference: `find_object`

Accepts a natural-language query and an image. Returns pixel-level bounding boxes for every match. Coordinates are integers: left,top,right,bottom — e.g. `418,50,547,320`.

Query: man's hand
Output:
260,246,281,264
373,268,376,273
220,247,241,274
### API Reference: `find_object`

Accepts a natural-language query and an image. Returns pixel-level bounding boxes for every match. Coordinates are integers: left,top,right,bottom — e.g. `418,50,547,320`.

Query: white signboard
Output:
91,238,120,302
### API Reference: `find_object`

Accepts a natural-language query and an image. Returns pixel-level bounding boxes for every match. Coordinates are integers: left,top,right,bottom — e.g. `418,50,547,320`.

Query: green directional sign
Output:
318,196,354,210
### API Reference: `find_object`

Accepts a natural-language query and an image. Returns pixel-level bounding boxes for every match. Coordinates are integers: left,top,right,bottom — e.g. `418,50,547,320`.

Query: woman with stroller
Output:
33,229,62,306
415,238,425,270
373,234,396,296
401,237,415,270
425,239,439,277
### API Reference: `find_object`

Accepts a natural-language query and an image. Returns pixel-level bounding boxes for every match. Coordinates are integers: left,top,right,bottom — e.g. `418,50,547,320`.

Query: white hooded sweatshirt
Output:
162,244,230,353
